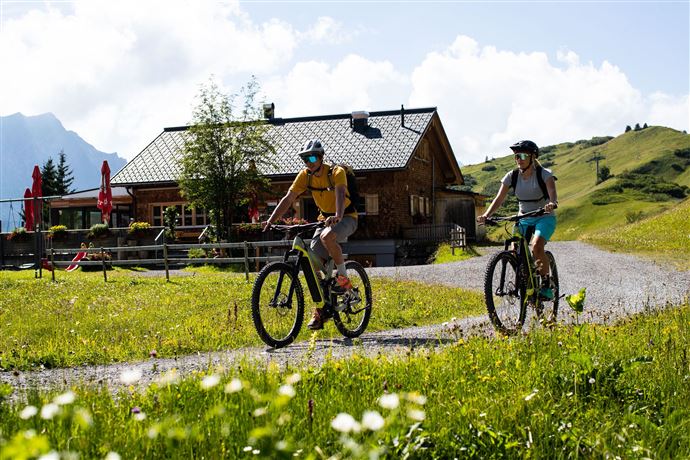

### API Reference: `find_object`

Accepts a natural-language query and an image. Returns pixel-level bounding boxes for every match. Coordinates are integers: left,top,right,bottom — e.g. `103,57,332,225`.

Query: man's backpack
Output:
306,163,360,215
509,164,554,202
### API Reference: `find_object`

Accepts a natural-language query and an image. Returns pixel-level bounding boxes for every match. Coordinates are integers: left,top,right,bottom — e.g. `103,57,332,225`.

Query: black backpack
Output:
306,164,360,215
509,165,554,202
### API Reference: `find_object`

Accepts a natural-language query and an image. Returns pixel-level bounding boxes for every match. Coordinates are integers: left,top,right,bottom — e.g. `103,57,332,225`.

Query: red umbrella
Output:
23,188,34,230
97,160,112,223
31,165,42,228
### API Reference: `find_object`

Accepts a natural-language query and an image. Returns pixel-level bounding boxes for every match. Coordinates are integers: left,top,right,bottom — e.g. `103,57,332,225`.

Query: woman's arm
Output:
477,183,510,223
544,177,558,213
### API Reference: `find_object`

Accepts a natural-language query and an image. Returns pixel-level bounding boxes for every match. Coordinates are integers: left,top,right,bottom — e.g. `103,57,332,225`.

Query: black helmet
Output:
510,140,539,156
298,139,325,158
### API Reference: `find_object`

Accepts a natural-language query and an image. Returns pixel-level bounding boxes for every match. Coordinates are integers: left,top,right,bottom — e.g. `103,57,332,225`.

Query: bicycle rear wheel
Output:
484,251,526,335
251,262,304,348
333,260,372,338
536,251,559,325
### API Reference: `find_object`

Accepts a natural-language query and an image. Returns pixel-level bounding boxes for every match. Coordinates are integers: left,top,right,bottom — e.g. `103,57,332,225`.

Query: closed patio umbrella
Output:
97,160,112,223
23,188,34,230
30,165,42,229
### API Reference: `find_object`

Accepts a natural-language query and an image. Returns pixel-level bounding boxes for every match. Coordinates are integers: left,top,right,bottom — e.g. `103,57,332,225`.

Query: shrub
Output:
128,221,151,237
188,248,207,259
625,211,645,224
481,164,497,172
671,163,685,172
47,225,68,239
88,223,111,239
6,227,28,241
673,147,690,159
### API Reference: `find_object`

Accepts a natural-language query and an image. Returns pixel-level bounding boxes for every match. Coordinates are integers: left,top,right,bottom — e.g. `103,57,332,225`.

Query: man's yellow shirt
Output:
289,164,358,219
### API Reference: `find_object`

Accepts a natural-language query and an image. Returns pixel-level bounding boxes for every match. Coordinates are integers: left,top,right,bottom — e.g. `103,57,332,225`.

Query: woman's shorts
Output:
517,214,557,242
310,216,358,260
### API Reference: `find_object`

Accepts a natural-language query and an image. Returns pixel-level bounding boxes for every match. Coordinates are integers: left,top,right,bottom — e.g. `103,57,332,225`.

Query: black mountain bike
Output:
482,208,560,335
251,222,373,348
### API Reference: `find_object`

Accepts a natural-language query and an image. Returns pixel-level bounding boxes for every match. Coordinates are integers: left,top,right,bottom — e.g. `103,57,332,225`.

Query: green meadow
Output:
0,269,484,371
1,299,688,459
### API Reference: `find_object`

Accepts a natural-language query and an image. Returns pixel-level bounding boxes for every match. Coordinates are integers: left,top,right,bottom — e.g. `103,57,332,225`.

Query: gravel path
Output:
2,241,688,398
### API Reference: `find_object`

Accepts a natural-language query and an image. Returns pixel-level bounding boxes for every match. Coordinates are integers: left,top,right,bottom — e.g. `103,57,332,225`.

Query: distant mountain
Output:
0,112,127,231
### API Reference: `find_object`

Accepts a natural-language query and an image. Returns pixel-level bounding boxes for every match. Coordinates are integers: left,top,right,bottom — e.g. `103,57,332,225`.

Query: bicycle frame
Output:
272,226,334,309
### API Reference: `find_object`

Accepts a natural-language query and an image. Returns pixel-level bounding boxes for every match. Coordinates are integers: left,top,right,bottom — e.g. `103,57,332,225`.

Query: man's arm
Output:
325,184,347,226
262,190,299,230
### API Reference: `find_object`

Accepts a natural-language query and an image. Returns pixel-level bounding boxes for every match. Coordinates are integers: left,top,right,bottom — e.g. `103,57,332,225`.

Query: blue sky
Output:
1,0,688,166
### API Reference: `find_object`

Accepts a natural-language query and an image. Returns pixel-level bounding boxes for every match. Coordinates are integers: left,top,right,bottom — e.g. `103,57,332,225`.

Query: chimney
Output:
263,103,275,120
351,111,369,133
401,104,405,127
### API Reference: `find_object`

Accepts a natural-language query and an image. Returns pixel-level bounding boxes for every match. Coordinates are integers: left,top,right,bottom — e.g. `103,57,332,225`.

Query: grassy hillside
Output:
463,127,690,245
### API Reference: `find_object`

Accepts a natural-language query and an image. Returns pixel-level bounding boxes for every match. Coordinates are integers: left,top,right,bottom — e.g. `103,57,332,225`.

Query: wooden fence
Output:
46,240,296,283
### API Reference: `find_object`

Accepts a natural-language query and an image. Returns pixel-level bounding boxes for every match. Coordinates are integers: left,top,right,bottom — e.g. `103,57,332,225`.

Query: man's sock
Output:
336,263,347,277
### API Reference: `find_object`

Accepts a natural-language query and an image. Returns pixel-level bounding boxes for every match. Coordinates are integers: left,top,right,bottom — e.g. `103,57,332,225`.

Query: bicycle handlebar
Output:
483,206,555,226
269,221,325,234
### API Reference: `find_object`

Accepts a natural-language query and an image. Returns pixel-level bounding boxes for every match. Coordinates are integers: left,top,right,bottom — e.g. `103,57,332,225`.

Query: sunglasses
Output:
301,154,319,164
514,153,531,160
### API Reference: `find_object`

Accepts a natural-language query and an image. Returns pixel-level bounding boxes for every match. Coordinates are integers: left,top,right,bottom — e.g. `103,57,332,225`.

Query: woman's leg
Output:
530,236,549,276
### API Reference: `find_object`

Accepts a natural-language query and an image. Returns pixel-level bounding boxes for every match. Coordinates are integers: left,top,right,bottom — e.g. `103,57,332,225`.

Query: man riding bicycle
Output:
477,140,559,299
262,139,358,330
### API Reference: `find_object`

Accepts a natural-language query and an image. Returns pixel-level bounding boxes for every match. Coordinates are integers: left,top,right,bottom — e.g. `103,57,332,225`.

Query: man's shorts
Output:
311,216,358,260
517,214,557,242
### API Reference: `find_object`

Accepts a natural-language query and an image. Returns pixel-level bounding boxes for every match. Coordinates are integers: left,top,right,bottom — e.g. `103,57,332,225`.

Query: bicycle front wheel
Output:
333,260,372,338
484,251,525,335
251,262,304,348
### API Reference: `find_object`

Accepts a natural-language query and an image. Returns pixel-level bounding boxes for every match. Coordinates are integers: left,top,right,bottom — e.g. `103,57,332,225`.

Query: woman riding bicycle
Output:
476,140,558,299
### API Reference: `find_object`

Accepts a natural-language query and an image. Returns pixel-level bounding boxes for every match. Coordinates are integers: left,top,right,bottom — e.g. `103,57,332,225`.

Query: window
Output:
151,203,208,227
365,194,379,215
409,195,419,216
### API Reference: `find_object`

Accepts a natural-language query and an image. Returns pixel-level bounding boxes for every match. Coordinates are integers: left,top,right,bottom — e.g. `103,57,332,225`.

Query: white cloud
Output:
410,35,688,165
264,54,409,117
0,0,298,159
302,16,359,45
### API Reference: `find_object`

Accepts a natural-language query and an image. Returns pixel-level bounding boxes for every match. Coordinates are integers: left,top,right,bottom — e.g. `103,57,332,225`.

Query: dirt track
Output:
2,242,688,397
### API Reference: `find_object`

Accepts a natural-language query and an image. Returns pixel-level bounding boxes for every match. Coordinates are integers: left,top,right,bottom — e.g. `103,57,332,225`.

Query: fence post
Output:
50,248,56,282
164,243,169,282
243,241,249,281
101,247,107,282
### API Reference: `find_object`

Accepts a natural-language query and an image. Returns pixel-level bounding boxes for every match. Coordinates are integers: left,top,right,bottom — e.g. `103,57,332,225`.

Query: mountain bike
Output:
251,222,373,348
482,208,560,335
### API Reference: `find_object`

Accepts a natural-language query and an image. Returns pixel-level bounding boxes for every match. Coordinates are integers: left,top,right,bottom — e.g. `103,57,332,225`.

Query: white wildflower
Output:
224,378,243,393
243,446,253,452
361,410,385,431
119,368,142,385
200,374,220,390
104,452,121,460
54,391,76,406
407,409,426,421
588,377,596,384
40,403,60,420
253,407,267,417
278,384,296,398
134,412,147,421
19,405,38,419
38,452,59,460
406,392,427,405
378,393,400,410
156,369,180,385
331,412,361,433
286,373,301,384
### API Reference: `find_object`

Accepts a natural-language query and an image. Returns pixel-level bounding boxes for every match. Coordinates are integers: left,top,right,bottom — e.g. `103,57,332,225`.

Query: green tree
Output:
55,150,75,194
41,158,58,196
634,123,641,131
178,77,274,241
625,125,632,132
598,165,611,182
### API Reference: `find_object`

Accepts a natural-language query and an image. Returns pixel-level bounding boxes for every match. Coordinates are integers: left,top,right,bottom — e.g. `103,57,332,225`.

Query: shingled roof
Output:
111,107,460,186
